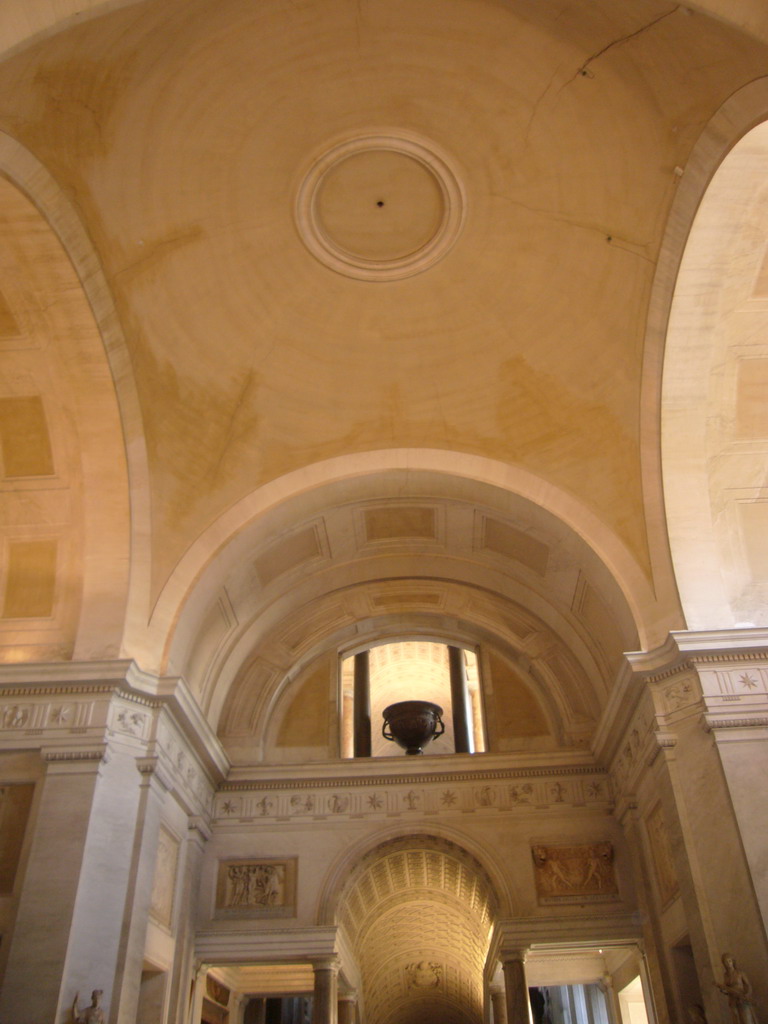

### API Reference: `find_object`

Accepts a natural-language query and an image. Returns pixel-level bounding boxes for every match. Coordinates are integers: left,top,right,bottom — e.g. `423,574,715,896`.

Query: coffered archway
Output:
335,835,498,1024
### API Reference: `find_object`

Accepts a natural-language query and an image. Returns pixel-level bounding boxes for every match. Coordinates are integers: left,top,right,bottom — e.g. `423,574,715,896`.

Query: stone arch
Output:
154,450,653,692
324,831,502,1024
657,78,768,629
221,591,597,765
319,827,509,924
0,133,144,659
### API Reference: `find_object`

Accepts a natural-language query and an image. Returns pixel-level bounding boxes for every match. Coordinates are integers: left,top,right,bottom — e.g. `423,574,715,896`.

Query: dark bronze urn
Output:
382,700,445,755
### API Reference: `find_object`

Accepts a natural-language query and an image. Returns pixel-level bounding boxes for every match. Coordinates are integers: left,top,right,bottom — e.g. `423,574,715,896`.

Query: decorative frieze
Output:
609,693,656,794
659,674,700,714
154,718,215,815
697,665,768,701
214,768,612,823
0,699,96,732
112,705,150,739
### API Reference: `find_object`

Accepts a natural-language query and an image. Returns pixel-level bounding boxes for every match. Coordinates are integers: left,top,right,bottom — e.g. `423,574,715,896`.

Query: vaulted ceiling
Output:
1,0,767,701
337,837,496,1024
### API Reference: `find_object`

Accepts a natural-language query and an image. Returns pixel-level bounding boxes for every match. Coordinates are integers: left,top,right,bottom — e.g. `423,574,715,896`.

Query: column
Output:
448,646,472,753
246,997,267,1024
501,953,529,1024
312,957,340,1024
338,993,357,1024
490,986,507,1024
230,992,249,1024
599,973,622,1024
188,962,209,1024
353,651,371,757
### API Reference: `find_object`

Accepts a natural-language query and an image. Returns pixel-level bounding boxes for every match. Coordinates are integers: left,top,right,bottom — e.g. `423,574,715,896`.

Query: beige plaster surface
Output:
0,0,765,668
0,3,768,1019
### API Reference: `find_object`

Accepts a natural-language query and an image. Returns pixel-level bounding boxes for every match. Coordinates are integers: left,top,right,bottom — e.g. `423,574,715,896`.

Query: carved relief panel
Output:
215,857,297,918
645,801,678,908
149,825,180,929
531,842,618,903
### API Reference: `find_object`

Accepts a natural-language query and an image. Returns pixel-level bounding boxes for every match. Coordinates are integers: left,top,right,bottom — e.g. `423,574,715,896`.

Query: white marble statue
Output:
72,989,106,1024
717,953,757,1024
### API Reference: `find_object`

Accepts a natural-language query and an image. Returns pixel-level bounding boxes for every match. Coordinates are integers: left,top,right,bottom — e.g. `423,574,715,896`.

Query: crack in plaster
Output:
576,6,681,79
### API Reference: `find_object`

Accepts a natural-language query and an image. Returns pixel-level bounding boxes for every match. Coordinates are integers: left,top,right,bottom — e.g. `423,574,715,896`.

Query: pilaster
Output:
0,746,108,1024
0,661,223,1024
600,630,768,1024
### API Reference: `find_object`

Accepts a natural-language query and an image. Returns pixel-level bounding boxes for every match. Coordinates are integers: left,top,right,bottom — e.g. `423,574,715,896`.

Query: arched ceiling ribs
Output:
334,835,498,1024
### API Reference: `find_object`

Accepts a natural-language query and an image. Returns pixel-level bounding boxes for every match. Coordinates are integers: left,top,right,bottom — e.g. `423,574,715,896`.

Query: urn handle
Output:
433,713,445,739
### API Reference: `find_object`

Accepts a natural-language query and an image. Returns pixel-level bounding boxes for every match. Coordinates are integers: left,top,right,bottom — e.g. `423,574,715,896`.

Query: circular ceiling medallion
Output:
296,132,465,281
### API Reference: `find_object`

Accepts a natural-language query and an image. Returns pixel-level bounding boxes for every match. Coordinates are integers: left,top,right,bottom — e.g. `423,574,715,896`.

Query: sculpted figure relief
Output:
532,843,617,898
226,862,284,907
72,990,105,1024
717,953,757,1024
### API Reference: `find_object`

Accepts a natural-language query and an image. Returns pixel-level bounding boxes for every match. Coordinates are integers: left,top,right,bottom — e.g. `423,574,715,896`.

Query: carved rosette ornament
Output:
405,961,442,989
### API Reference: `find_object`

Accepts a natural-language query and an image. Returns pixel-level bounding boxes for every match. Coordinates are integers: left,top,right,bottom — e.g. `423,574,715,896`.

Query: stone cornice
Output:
220,762,606,792
671,628,768,658
42,746,107,762
0,659,136,686
704,713,768,730
0,659,230,782
593,630,768,767
226,747,599,784
487,914,640,966
592,640,681,767
195,925,339,962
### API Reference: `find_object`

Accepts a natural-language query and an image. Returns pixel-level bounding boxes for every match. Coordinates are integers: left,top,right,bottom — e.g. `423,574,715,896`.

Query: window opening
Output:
340,640,485,757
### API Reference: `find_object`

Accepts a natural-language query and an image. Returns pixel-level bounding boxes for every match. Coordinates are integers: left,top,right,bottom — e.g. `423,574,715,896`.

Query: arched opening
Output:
340,640,486,758
335,835,498,1024
662,118,768,630
0,148,132,662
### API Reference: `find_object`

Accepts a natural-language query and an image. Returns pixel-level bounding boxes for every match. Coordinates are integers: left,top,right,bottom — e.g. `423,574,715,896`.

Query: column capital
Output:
136,755,175,792
312,955,341,974
501,949,528,965
188,815,213,844
193,961,211,981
